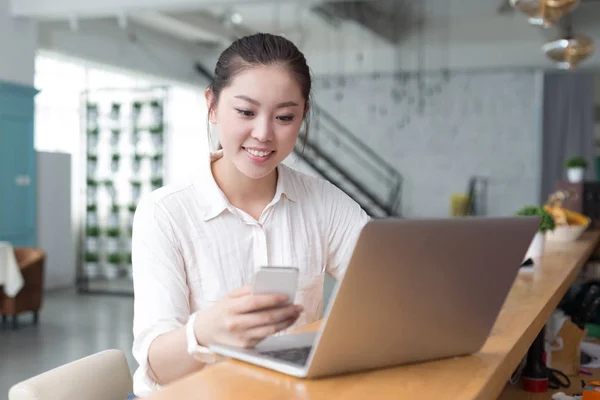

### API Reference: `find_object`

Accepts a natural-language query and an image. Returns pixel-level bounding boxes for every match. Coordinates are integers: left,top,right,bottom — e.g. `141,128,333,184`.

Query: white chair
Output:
8,349,133,400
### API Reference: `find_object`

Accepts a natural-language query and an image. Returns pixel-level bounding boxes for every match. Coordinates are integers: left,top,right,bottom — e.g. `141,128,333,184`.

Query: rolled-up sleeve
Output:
323,181,371,280
131,195,189,395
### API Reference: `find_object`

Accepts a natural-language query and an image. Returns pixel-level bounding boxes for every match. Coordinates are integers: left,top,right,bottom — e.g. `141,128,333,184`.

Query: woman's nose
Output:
252,118,274,142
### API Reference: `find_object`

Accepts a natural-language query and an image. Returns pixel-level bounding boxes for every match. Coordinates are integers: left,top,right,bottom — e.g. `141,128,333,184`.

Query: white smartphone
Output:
252,266,299,304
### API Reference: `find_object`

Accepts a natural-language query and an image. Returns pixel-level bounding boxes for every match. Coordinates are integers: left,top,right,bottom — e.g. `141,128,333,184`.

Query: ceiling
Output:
13,0,600,74
12,0,546,49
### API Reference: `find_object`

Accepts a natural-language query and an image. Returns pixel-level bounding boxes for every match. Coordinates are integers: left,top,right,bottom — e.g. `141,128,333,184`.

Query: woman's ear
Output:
205,88,218,124
303,102,311,119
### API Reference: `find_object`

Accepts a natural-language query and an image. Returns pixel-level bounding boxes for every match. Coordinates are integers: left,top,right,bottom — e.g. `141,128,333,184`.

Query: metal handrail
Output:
307,109,402,215
312,105,400,178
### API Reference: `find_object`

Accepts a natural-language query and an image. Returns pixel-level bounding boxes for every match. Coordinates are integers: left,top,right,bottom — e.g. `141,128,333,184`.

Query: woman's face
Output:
207,65,307,180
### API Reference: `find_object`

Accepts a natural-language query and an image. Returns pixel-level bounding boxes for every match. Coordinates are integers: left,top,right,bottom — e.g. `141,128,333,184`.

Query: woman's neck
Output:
211,156,278,215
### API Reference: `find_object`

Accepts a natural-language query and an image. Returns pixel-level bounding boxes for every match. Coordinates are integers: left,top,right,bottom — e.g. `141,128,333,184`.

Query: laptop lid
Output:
304,216,540,378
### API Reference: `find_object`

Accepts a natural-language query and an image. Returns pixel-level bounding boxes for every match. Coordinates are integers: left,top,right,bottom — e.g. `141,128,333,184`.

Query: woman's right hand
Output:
193,285,303,349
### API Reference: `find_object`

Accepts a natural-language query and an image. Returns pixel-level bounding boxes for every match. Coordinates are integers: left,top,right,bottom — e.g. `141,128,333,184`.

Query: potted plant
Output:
86,103,98,124
132,153,143,173
106,227,121,253
86,204,98,226
108,204,120,228
85,226,100,252
84,252,100,279
110,103,121,121
565,156,588,183
131,180,142,202
104,180,116,201
149,124,164,148
151,177,163,190
515,205,556,262
87,154,98,177
131,127,141,146
151,154,163,176
87,178,99,200
105,253,122,279
150,100,163,124
128,203,137,226
111,154,121,172
132,101,143,121
125,253,133,279
87,128,100,152
110,129,121,147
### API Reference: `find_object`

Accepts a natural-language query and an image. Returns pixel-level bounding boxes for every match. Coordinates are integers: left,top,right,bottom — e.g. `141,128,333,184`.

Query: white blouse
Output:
131,155,370,396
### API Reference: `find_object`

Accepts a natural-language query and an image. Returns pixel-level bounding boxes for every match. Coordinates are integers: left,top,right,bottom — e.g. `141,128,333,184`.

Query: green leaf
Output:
151,178,163,187
107,253,122,264
106,228,121,237
515,205,556,233
86,226,100,236
84,252,99,262
565,156,588,168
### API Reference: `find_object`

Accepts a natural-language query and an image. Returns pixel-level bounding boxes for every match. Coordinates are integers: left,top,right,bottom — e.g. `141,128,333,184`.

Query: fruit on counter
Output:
544,189,590,227
543,205,589,226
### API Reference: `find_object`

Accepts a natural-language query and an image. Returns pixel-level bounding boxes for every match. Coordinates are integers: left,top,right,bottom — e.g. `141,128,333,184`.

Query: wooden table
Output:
147,231,600,400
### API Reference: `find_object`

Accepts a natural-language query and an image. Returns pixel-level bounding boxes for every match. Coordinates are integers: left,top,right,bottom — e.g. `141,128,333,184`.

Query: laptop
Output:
209,216,540,378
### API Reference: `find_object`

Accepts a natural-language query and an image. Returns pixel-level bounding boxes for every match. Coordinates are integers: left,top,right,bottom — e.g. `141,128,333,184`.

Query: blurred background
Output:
1,0,600,396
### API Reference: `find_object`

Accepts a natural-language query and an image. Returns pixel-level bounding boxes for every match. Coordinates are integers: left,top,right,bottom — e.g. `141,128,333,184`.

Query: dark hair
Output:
207,33,312,150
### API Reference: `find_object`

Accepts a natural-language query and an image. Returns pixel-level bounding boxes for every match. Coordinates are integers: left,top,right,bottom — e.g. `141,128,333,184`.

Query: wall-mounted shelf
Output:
77,86,168,296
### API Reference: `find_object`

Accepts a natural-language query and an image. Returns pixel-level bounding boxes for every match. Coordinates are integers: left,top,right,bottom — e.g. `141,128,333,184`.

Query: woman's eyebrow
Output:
234,95,299,108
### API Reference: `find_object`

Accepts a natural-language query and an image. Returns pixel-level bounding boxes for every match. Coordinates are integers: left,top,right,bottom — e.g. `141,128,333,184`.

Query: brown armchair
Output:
1,247,46,329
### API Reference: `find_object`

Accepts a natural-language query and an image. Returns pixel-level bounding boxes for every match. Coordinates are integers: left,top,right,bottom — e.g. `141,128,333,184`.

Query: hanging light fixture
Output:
542,33,594,69
509,0,579,28
541,11,594,69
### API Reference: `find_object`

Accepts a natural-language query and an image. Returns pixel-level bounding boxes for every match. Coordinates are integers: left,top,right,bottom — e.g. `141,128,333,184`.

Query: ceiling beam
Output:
11,0,376,19
129,11,231,45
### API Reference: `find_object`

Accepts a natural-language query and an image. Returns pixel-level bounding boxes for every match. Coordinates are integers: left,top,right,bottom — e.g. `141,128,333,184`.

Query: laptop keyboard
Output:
258,346,313,366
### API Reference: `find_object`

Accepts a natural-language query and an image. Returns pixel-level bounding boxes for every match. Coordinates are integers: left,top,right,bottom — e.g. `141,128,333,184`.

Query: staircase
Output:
293,105,402,218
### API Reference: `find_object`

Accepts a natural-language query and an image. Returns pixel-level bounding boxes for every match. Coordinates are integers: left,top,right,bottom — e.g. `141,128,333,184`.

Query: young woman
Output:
131,33,369,397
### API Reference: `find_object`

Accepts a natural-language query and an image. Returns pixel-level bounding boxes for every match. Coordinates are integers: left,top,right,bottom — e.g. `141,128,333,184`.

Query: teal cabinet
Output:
0,81,38,246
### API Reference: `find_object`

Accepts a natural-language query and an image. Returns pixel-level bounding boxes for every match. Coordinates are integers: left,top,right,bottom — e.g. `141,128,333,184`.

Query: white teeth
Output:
245,148,272,157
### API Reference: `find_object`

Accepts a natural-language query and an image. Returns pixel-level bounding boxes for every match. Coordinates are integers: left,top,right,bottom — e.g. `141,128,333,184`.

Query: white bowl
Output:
545,221,590,242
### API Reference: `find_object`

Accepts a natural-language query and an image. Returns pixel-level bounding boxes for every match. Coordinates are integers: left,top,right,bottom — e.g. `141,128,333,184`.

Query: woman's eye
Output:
235,109,254,117
277,116,294,122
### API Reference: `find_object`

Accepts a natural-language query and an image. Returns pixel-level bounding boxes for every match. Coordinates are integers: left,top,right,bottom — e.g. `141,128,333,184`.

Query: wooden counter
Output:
147,231,600,400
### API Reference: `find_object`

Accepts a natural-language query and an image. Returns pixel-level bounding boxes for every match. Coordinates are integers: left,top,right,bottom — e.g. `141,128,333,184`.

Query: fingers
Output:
225,304,303,332
230,293,290,314
243,317,299,344
227,285,252,298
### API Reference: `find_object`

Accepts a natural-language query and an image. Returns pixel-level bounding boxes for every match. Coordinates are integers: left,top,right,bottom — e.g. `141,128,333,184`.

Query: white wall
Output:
312,69,543,218
0,0,37,85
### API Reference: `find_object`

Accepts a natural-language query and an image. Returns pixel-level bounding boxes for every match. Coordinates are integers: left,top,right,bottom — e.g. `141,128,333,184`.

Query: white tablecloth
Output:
0,242,24,297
